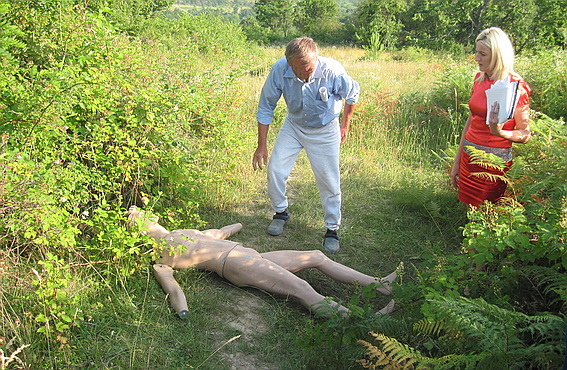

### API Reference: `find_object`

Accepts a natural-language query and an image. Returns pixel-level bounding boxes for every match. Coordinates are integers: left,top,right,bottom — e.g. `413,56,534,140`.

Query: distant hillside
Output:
171,0,359,16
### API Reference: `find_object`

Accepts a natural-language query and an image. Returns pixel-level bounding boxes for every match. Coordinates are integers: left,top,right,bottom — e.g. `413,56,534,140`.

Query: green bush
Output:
385,62,475,155
0,4,261,363
359,295,566,369
518,49,567,120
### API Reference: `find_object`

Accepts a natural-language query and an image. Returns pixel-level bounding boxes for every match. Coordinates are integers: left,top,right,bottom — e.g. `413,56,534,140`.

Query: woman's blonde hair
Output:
476,27,515,82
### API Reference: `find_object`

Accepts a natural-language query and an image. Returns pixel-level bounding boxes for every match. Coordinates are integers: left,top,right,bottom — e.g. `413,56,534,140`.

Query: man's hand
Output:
254,123,270,170
253,146,268,170
340,125,349,144
340,103,355,144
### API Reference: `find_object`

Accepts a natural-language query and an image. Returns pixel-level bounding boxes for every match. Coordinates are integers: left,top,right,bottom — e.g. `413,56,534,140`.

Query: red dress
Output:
458,73,531,206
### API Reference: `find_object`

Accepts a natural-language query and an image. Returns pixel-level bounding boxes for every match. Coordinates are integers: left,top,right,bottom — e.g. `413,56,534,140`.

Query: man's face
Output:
288,52,317,82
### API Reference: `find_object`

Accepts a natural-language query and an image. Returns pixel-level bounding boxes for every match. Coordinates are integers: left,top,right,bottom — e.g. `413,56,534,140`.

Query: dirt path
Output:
216,291,277,370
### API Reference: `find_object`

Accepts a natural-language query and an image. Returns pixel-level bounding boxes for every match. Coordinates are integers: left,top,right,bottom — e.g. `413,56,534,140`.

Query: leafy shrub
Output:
298,284,407,369
518,49,567,120
359,295,566,369
0,1,25,64
0,3,261,364
139,12,253,66
385,62,475,155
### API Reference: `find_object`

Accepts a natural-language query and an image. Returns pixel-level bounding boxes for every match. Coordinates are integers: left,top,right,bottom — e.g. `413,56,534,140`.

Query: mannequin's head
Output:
127,206,159,234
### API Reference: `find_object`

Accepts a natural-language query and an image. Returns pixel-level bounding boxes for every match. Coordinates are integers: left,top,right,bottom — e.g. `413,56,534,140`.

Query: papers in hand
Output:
485,76,520,125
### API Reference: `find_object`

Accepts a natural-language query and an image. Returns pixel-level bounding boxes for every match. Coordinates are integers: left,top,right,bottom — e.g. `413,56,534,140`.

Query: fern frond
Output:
431,296,526,329
359,332,482,369
470,171,512,185
427,295,566,368
466,146,507,166
366,332,428,369
523,265,567,305
378,334,420,368
469,159,507,171
428,296,529,354
373,312,412,337
358,338,403,369
520,314,565,340
357,339,394,368
413,318,461,339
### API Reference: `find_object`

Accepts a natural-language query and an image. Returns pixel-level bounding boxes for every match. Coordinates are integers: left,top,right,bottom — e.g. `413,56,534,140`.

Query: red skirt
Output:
458,150,512,206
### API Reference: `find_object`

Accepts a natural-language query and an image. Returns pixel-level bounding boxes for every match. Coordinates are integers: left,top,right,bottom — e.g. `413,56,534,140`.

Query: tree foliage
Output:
354,0,407,51
397,0,566,52
85,0,174,34
254,0,295,38
245,0,567,50
295,0,339,40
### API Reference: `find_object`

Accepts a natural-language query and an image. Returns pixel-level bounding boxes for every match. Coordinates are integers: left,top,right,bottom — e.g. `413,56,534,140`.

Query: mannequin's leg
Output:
260,250,399,295
221,248,349,315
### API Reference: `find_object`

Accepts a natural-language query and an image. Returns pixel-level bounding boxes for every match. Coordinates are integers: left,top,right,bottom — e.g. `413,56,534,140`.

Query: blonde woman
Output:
451,27,531,206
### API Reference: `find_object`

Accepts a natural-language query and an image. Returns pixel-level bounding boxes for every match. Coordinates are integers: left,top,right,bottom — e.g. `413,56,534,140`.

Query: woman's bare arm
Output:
488,102,531,143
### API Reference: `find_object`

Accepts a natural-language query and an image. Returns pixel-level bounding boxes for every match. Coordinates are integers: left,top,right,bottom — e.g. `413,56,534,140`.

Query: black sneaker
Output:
323,229,340,254
267,211,289,236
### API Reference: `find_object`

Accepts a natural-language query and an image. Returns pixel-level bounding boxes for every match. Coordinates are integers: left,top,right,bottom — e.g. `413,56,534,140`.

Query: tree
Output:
86,0,174,34
295,0,338,40
354,0,407,51
514,0,567,51
401,0,566,52
400,0,481,50
254,0,296,38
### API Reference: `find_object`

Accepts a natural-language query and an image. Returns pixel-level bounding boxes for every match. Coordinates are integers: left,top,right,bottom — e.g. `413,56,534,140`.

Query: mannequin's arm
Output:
201,223,243,240
152,264,189,319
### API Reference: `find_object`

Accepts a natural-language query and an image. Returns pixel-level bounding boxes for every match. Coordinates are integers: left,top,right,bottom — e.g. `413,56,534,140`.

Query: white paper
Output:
485,76,520,124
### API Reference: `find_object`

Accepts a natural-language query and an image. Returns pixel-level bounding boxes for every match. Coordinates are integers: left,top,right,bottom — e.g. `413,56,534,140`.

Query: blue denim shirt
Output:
256,56,360,127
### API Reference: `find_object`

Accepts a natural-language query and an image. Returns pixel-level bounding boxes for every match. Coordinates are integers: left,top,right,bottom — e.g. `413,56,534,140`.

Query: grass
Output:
0,46,468,369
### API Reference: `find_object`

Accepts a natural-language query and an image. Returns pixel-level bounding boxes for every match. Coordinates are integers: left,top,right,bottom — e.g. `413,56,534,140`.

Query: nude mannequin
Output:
128,206,400,318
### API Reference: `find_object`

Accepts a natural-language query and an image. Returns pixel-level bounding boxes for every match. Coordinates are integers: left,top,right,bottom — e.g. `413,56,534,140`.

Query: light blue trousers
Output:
267,116,341,230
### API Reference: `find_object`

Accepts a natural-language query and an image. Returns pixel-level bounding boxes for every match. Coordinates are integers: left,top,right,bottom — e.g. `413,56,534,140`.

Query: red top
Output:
466,73,531,148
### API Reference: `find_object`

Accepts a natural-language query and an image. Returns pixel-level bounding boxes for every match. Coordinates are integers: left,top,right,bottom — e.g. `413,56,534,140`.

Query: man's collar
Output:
312,59,323,79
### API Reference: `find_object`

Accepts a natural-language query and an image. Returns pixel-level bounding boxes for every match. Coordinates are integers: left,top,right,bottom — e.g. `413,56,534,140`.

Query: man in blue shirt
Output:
252,36,360,254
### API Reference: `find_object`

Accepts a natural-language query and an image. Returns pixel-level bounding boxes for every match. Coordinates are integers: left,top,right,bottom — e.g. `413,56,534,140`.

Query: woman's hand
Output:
488,101,504,137
450,163,460,189
488,100,531,143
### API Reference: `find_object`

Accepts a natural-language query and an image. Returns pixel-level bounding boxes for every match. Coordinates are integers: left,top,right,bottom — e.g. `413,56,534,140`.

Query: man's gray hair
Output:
285,36,318,61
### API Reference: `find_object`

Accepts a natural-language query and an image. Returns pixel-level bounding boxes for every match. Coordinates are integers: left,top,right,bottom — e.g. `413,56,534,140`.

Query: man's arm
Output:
254,60,284,170
340,103,356,144
252,123,270,170
153,264,189,319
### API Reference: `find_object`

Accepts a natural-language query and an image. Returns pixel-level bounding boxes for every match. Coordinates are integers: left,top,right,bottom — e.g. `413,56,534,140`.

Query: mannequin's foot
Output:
376,262,404,296
377,299,396,315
